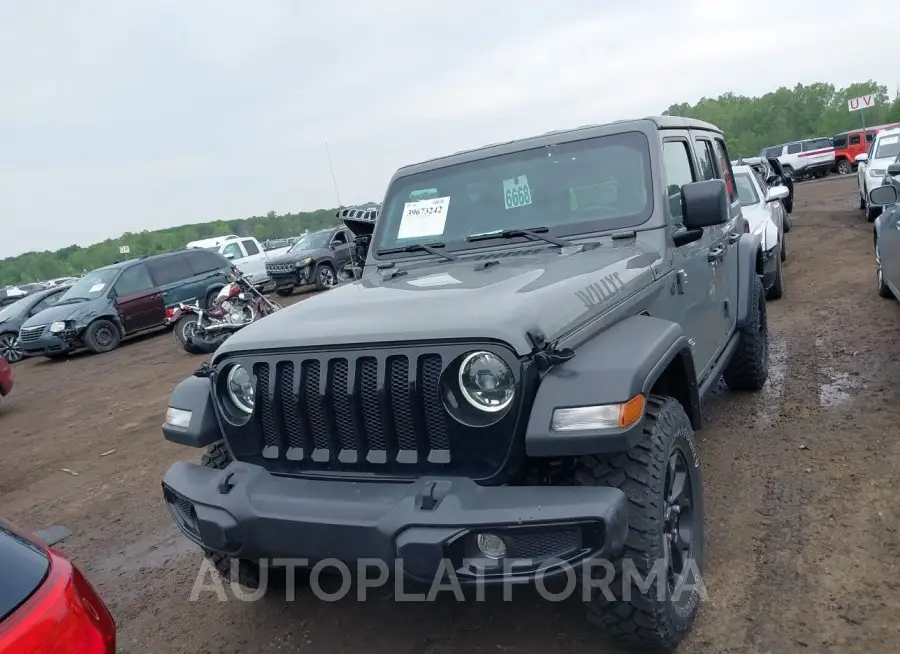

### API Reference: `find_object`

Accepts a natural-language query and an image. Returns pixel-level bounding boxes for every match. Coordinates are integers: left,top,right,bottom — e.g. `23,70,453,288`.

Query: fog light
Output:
476,533,507,560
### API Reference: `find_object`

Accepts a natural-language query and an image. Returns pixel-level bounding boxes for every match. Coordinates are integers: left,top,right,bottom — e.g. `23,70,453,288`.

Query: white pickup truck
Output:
185,235,291,288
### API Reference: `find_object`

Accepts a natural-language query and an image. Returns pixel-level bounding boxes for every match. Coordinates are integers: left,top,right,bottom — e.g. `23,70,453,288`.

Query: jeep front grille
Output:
217,345,524,482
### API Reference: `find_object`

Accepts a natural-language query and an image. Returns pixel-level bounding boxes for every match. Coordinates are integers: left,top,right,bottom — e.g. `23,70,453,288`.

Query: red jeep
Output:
833,122,900,175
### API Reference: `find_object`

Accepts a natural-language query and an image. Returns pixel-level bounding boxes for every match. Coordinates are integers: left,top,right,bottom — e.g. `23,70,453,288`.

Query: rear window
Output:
832,135,847,148
375,131,654,252
875,134,900,160
186,250,229,275
734,172,760,207
802,138,832,151
147,255,193,286
0,525,50,622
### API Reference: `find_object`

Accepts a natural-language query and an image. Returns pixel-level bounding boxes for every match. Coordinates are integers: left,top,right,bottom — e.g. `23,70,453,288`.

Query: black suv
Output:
19,249,232,357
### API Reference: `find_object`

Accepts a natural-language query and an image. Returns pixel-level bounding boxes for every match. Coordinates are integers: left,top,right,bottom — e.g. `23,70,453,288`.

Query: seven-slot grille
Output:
267,264,296,274
256,353,448,466
18,325,46,343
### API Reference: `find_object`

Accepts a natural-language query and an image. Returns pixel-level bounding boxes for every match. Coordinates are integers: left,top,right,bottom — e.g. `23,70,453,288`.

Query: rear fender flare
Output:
525,314,700,457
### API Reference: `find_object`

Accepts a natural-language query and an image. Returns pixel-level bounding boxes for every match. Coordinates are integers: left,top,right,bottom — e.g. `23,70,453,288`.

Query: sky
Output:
2,0,899,259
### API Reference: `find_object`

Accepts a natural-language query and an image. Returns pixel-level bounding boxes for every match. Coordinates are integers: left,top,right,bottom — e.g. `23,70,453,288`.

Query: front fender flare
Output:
736,231,763,328
162,375,222,448
525,314,699,457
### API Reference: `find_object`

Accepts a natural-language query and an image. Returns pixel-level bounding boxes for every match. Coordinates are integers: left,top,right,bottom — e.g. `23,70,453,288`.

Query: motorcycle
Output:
169,268,282,354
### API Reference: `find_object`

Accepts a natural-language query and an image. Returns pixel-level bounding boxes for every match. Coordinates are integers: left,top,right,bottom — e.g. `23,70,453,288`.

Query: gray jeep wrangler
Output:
161,116,769,651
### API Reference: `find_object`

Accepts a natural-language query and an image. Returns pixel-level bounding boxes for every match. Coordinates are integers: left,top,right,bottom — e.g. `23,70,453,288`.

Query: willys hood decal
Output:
217,244,659,358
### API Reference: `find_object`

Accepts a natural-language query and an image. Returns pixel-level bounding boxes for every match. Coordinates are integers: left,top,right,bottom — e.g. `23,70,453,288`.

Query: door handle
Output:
707,247,725,263
728,232,741,244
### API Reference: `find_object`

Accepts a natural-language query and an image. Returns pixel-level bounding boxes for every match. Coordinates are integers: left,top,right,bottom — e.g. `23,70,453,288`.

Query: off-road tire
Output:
275,287,294,297
200,443,303,592
723,276,769,390
314,263,336,291
767,250,784,300
576,396,704,651
84,319,121,354
837,159,853,176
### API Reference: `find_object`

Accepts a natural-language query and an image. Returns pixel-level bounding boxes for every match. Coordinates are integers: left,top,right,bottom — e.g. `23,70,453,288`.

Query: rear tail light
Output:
0,549,116,653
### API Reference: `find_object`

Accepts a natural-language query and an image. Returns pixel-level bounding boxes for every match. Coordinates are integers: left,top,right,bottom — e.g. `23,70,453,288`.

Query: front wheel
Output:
866,204,881,223
275,287,294,297
577,396,704,651
877,245,894,299
173,314,199,349
0,333,23,364
84,319,121,354
314,263,336,291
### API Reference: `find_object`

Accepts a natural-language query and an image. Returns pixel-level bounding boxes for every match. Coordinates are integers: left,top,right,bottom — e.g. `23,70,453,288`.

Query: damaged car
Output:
264,227,355,296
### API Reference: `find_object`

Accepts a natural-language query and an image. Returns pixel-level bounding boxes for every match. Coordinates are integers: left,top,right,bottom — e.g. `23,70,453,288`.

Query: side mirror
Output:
681,179,729,230
766,185,789,203
868,185,900,207
887,163,900,177
855,153,869,163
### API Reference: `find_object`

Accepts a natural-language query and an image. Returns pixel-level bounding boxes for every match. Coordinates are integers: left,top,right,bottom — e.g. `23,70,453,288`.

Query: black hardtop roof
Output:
393,116,721,177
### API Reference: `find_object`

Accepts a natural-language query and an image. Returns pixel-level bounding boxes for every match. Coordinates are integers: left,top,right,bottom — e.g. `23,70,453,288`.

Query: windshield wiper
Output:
56,297,89,305
466,226,573,248
376,242,457,262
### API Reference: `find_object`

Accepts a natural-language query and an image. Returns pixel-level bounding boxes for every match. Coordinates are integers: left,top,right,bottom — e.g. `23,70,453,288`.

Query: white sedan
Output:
733,164,789,300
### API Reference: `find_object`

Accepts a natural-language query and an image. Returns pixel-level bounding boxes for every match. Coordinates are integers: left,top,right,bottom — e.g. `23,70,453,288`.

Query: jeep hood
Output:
217,244,659,358
267,248,323,265
20,298,104,328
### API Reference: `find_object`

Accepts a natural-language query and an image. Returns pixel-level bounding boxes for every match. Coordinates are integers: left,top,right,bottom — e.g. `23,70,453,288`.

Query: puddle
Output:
94,527,199,574
755,335,787,429
818,367,861,408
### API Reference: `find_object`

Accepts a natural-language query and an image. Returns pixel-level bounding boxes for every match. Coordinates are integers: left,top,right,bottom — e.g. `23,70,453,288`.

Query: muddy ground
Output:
1,175,898,653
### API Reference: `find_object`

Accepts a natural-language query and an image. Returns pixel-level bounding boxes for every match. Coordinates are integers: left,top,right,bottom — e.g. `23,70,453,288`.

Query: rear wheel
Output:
859,191,866,210
877,244,894,299
173,314,199,349
723,276,769,390
837,159,853,175
0,333,22,363
578,396,704,651
767,249,784,300
84,319,121,354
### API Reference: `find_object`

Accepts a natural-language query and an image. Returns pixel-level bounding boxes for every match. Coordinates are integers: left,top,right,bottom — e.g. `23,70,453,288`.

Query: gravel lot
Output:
1,176,898,653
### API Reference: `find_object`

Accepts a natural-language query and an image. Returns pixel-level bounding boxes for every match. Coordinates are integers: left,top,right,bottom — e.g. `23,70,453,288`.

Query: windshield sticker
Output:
407,273,462,288
398,196,450,239
408,188,439,201
89,283,106,293
880,136,899,146
569,182,617,211
503,175,533,210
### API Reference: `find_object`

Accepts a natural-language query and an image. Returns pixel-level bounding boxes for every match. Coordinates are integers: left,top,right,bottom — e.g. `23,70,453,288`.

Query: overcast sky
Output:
2,0,898,259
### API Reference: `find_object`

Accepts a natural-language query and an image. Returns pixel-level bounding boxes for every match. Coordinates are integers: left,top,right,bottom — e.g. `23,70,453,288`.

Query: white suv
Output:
760,137,835,180
856,127,900,222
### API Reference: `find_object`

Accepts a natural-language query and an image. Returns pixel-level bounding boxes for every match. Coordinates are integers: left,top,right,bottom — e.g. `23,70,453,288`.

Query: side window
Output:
866,132,876,143
186,250,229,275
332,231,348,245
147,255,193,286
662,140,696,228
786,142,801,155
241,239,260,256
114,264,154,296
712,138,738,203
695,140,717,181
764,147,782,159
849,134,861,146
221,242,244,260
28,295,57,315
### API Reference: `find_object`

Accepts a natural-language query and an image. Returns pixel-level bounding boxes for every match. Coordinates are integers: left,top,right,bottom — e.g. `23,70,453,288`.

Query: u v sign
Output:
848,95,875,112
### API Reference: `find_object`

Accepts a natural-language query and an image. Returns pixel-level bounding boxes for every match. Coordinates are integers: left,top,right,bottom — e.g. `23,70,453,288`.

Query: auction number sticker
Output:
398,196,450,239
89,283,105,293
503,175,533,210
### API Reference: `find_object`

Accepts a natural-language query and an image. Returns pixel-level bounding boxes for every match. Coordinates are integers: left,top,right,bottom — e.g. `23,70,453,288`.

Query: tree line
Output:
4,79,899,285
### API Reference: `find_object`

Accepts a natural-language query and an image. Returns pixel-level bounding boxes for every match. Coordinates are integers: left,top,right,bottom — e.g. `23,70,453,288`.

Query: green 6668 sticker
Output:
503,175,533,210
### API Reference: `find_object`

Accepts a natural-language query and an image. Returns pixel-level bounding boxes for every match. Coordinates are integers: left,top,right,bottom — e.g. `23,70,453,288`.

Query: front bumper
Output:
162,461,629,584
19,332,78,356
267,268,310,289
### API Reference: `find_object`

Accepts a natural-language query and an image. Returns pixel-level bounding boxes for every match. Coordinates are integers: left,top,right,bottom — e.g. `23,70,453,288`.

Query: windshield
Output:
875,135,900,160
375,132,653,253
58,269,119,303
288,232,331,252
734,173,760,206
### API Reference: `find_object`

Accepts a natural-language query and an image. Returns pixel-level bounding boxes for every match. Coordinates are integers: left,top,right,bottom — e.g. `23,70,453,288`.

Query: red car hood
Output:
0,357,13,396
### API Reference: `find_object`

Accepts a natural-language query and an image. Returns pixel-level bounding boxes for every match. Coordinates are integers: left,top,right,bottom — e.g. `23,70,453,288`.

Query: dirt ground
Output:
2,175,899,653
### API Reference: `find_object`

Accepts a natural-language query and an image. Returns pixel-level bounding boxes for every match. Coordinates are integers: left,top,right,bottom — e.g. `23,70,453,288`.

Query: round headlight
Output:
226,365,256,414
458,351,515,412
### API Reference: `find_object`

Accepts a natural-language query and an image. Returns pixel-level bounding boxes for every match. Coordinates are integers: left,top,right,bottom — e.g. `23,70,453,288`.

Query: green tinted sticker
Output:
503,175,533,209
409,188,439,201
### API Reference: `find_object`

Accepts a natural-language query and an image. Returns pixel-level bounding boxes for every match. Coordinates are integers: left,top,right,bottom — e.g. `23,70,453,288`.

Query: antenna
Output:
324,141,342,206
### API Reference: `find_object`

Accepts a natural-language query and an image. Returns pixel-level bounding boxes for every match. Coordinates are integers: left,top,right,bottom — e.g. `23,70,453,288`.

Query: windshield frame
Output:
734,172,761,207
288,231,332,253
57,268,120,303
372,130,655,260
